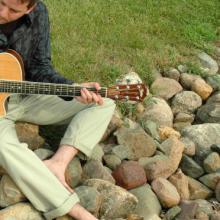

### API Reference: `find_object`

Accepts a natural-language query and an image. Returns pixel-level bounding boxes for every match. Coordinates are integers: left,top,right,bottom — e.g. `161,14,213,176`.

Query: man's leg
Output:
0,117,80,220
5,94,115,219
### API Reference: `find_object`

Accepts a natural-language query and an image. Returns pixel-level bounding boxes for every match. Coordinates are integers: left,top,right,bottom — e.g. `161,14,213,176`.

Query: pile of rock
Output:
0,49,220,220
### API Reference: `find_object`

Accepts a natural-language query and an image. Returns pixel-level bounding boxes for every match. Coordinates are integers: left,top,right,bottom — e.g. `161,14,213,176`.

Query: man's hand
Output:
75,82,104,105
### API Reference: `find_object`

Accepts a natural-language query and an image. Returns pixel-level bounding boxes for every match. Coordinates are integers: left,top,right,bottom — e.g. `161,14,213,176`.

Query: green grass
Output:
44,0,220,86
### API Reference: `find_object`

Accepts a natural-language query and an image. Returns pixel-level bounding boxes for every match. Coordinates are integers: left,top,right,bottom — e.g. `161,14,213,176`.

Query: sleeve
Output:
27,4,73,84
27,5,74,101
0,31,8,52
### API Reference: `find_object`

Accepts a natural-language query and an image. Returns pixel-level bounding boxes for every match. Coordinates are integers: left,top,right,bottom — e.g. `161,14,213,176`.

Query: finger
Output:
91,92,100,103
83,88,93,103
97,94,104,105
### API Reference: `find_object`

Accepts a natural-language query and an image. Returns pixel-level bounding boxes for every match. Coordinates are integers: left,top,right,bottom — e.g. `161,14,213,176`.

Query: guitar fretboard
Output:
0,80,107,97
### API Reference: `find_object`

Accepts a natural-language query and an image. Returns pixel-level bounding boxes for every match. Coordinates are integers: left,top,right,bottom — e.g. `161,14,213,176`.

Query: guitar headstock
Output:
107,83,148,102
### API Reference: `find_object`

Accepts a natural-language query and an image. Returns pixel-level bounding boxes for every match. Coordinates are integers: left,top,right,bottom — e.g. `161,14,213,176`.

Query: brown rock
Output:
15,122,44,150
151,178,180,208
158,126,181,141
191,78,213,100
178,200,198,220
112,161,147,190
169,169,190,200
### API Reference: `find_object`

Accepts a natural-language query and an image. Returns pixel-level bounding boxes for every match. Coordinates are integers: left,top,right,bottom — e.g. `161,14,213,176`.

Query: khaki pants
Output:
0,94,115,219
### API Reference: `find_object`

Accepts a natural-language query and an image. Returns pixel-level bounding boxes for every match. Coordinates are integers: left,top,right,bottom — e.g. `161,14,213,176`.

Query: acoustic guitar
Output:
0,50,148,117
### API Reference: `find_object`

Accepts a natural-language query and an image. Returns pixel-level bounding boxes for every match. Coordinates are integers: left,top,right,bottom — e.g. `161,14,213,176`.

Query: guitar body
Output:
0,50,24,117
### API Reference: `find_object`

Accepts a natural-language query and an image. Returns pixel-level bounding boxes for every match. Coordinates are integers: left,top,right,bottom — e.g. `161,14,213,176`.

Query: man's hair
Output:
20,0,39,8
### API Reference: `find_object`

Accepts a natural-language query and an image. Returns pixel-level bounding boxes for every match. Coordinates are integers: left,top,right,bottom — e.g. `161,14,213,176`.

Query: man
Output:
0,0,115,219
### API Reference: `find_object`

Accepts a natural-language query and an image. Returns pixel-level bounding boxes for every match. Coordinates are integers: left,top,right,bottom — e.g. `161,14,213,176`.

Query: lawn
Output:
44,0,220,87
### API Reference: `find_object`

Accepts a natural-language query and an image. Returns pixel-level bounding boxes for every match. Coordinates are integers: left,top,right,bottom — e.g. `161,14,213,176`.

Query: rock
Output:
127,213,144,220
174,112,195,123
196,92,220,123
188,177,213,200
15,122,44,150
193,199,214,217
203,152,220,173
215,181,220,202
114,127,156,160
151,178,180,208
181,124,220,159
90,144,104,162
210,212,220,220
211,144,220,154
198,52,219,75
169,169,190,200
191,78,213,100
101,109,123,142
179,72,201,89
180,137,196,156
207,75,220,91
0,175,26,207
140,155,174,181
130,184,161,220
112,161,147,190
180,155,204,179
34,148,54,160
82,160,115,184
140,120,160,141
158,126,181,141
160,137,184,172
111,144,131,160
103,154,121,170
199,173,220,190
84,179,138,219
163,68,180,81
195,211,209,220
171,91,202,115
173,122,192,132
66,157,82,188
177,65,188,73
137,97,173,127
164,206,181,220
75,186,101,217
0,202,44,219
150,77,183,100
177,200,198,220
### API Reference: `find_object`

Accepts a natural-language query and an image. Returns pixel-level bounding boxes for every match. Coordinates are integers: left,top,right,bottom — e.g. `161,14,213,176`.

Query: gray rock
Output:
82,160,115,184
215,181,220,202
180,155,204,179
114,127,156,160
207,75,220,91
129,184,161,220
181,124,220,159
34,148,54,160
66,157,82,188
164,206,181,220
198,52,219,75
196,92,220,123
199,173,220,190
75,185,101,217
171,91,202,115
137,97,173,127
163,68,180,81
84,179,138,219
211,144,220,154
140,120,160,141
150,77,183,100
177,200,198,220
193,199,214,216
179,72,201,90
90,144,104,162
103,154,121,170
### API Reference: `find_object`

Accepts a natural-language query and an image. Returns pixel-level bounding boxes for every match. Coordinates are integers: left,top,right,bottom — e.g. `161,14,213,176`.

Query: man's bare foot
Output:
69,203,98,220
43,159,74,193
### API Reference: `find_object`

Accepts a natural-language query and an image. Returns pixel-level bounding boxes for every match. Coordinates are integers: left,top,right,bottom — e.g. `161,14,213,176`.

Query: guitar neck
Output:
0,80,108,97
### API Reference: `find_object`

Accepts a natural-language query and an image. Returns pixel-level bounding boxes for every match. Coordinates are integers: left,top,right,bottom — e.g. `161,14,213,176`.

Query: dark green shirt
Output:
0,1,73,86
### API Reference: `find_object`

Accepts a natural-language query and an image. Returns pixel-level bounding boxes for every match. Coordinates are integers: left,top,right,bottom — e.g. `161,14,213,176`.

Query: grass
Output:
44,0,220,87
